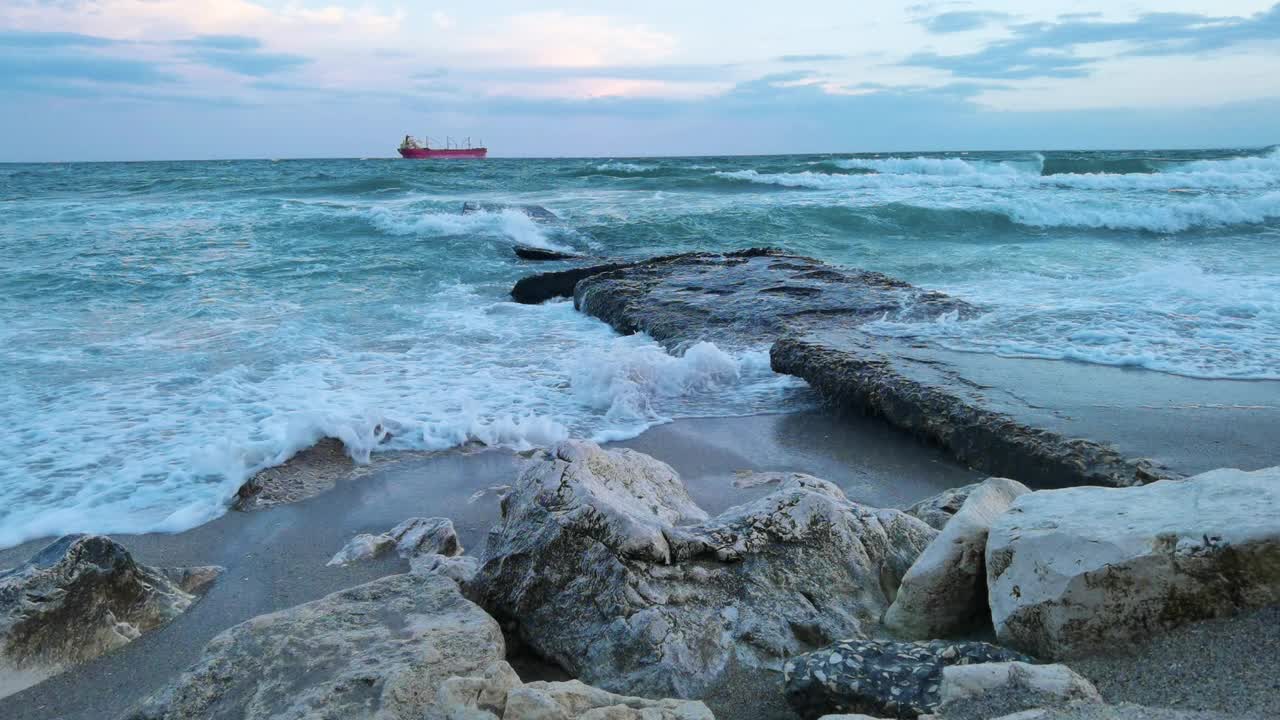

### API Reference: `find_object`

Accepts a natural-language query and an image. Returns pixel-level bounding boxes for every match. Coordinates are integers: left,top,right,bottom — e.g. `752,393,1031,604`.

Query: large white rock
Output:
938,662,1101,712
986,466,1280,659
884,477,1030,638
129,572,504,720
469,440,936,699
432,661,714,720
0,534,221,699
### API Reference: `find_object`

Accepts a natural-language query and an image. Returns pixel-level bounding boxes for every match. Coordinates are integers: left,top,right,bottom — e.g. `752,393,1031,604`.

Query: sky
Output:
1,1,1278,160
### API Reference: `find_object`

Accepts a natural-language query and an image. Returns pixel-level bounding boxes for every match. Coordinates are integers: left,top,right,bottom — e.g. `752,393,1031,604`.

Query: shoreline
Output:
3,413,1276,718
1,411,981,719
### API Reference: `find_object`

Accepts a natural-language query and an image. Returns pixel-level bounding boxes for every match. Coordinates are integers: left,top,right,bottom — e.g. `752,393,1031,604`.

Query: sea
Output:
2,147,1278,548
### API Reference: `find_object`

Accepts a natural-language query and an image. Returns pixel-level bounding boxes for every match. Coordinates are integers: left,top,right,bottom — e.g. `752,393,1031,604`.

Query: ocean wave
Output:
863,260,1280,380
718,162,1280,192
991,191,1280,233
0,295,805,549
363,206,575,252
595,161,652,173
836,155,1030,176
1040,156,1157,175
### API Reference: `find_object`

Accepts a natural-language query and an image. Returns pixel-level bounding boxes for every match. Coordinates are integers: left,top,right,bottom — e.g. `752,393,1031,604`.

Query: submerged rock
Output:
884,477,1030,639
903,484,980,530
512,244,583,261
431,660,715,720
986,466,1280,659
129,572,504,720
463,201,559,222
469,440,935,699
0,535,221,698
234,437,358,511
782,639,1032,719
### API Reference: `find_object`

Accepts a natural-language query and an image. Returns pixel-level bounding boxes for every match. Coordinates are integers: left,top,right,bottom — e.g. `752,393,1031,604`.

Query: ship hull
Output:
398,148,487,159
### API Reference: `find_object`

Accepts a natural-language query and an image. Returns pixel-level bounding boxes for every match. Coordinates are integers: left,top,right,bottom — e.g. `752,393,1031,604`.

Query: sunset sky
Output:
2,1,1278,160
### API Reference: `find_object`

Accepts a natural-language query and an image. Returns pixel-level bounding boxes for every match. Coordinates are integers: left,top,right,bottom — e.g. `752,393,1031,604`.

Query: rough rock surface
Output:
234,437,370,510
327,517,463,567
903,484,980,530
571,249,968,349
469,440,936,699
410,554,480,584
518,248,1174,487
431,660,714,720
771,331,1169,488
986,466,1280,659
782,639,1032,719
128,571,504,720
0,535,221,698
937,662,1101,717
884,478,1031,639
513,244,582,261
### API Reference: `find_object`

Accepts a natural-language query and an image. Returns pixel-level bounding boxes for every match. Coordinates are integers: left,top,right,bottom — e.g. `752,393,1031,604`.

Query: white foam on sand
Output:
0,294,806,549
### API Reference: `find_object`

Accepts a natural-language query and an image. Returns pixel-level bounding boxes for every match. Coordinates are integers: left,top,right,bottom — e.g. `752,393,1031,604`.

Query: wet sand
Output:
1,411,980,720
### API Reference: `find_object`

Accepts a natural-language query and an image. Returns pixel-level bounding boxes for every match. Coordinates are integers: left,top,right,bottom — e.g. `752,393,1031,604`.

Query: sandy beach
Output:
5,409,1276,719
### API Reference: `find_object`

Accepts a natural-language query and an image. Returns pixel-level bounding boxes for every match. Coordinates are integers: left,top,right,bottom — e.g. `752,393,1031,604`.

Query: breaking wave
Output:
364,206,576,252
0,291,805,549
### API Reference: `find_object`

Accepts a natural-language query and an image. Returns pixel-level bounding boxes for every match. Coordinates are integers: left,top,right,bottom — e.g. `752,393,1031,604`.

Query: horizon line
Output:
3,143,1276,165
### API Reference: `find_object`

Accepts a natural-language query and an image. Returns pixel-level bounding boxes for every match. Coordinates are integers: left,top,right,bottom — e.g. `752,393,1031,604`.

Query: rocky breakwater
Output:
511,249,1173,487
467,439,936,700
0,534,221,698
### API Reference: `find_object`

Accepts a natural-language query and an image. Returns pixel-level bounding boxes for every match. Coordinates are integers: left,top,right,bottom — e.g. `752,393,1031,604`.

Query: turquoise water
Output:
2,148,1278,547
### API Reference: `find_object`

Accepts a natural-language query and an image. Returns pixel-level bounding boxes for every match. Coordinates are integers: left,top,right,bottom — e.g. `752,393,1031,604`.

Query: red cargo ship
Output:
398,135,487,159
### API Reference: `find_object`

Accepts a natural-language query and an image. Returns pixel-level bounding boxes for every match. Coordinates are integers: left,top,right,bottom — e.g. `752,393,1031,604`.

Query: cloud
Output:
178,34,261,51
918,11,1011,34
178,34,309,76
0,30,119,48
470,12,676,68
0,32,175,96
776,54,848,63
904,4,1280,80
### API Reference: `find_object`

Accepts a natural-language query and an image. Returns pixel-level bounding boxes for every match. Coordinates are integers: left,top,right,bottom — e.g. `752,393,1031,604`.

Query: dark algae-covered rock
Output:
512,244,583,261
0,534,221,697
782,638,1032,719
571,248,968,348
510,261,638,304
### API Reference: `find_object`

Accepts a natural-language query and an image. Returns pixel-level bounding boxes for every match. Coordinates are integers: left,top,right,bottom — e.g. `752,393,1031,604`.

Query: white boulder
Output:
986,466,1280,658
884,477,1030,638
130,572,504,719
